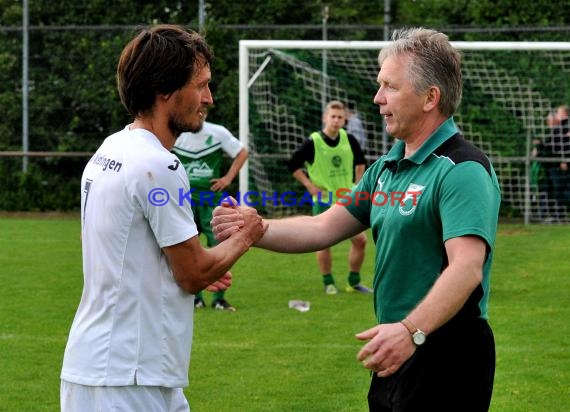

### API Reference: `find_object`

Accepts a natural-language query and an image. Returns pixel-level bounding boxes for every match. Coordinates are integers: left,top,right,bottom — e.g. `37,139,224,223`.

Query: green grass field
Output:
0,216,568,411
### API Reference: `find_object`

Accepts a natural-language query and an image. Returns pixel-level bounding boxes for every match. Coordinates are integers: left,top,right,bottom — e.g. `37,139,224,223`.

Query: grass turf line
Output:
0,217,568,411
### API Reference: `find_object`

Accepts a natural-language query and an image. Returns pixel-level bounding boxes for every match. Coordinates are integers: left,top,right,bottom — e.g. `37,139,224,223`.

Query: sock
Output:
213,290,225,302
323,273,335,286
348,271,361,287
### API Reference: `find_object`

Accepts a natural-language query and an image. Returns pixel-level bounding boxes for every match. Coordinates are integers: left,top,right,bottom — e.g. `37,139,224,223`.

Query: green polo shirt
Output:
346,118,500,324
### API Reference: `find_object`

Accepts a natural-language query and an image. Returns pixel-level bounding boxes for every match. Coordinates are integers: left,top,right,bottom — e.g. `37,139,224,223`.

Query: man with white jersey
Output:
60,24,265,412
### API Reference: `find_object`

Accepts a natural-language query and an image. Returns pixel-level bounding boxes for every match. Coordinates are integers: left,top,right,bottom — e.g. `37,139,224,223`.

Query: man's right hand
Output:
211,197,243,242
237,205,267,247
211,197,267,244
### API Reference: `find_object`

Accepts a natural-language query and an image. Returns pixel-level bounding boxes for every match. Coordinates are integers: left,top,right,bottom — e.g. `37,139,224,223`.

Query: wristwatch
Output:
401,318,426,346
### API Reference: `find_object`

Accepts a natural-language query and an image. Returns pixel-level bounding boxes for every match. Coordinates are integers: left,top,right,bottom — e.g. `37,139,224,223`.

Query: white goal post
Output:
239,40,570,223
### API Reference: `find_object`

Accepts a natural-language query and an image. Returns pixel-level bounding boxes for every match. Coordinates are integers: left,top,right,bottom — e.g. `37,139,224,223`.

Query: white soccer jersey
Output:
174,121,243,160
61,126,199,388
172,122,244,192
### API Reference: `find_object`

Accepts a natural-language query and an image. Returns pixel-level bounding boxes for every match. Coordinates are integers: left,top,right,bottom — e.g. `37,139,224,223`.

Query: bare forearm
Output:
167,233,251,294
211,203,365,256
166,210,265,293
292,169,315,191
256,216,335,252
197,231,252,281
405,236,487,335
224,149,248,182
256,208,365,253
355,164,365,184
406,264,482,335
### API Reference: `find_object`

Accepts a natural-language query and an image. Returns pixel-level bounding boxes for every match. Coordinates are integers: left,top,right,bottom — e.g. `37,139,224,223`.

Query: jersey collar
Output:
384,117,459,165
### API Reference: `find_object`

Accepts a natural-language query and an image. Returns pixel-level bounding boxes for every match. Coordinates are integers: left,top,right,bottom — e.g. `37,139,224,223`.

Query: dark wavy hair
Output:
116,24,213,117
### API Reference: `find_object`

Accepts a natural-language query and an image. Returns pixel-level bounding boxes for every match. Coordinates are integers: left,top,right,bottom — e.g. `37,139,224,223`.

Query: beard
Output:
168,113,205,138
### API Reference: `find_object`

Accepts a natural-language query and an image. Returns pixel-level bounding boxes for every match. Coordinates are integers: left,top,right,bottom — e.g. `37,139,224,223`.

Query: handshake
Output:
210,196,267,246
202,197,267,294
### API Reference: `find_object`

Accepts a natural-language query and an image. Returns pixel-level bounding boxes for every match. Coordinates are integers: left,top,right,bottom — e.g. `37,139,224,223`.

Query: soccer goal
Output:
239,40,570,223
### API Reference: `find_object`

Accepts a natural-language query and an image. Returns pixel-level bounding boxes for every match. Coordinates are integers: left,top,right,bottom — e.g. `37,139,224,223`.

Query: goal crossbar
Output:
239,40,570,222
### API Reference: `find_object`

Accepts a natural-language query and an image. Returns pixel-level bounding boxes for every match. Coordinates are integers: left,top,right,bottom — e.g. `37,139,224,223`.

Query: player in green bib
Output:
288,100,371,295
173,110,248,311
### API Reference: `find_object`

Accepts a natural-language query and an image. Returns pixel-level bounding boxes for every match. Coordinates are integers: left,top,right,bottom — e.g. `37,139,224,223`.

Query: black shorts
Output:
367,318,495,412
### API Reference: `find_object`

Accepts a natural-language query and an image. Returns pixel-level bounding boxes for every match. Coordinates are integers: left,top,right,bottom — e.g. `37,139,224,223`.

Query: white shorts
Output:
60,380,190,412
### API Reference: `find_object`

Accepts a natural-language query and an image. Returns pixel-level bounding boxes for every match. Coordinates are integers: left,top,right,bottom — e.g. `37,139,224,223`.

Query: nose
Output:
373,88,385,106
203,86,214,105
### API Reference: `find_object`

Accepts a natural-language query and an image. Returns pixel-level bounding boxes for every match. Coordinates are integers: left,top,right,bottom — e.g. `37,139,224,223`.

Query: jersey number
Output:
83,179,93,222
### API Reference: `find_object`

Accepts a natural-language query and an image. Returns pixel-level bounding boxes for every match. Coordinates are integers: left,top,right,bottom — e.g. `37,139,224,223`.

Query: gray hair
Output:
378,27,462,117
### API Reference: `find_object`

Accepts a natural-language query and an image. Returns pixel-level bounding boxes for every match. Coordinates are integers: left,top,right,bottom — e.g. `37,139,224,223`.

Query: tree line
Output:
1,0,569,211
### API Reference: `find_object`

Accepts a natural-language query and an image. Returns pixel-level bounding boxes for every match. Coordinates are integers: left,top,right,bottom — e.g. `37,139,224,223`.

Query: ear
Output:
423,86,440,112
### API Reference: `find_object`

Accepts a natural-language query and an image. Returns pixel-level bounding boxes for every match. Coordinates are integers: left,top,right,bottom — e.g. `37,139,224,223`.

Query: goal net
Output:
239,40,570,223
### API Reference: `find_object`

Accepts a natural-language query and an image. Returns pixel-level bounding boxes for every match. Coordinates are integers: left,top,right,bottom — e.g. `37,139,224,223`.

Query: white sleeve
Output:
130,152,199,248
214,124,244,159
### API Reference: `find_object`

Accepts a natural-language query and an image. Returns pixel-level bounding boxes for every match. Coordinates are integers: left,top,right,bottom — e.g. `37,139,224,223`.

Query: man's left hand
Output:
210,176,231,192
355,322,416,377
205,271,233,292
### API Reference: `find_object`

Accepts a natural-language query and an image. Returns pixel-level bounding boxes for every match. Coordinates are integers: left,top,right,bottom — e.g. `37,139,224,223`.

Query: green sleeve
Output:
440,161,500,250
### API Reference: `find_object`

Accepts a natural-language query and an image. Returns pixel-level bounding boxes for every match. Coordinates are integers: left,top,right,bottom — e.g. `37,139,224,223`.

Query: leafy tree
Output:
1,0,570,210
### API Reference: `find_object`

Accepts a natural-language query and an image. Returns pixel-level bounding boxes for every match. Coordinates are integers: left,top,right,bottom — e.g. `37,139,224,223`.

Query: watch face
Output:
413,331,426,345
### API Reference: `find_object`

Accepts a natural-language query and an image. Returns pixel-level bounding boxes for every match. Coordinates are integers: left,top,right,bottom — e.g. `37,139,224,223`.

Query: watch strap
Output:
401,318,418,334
